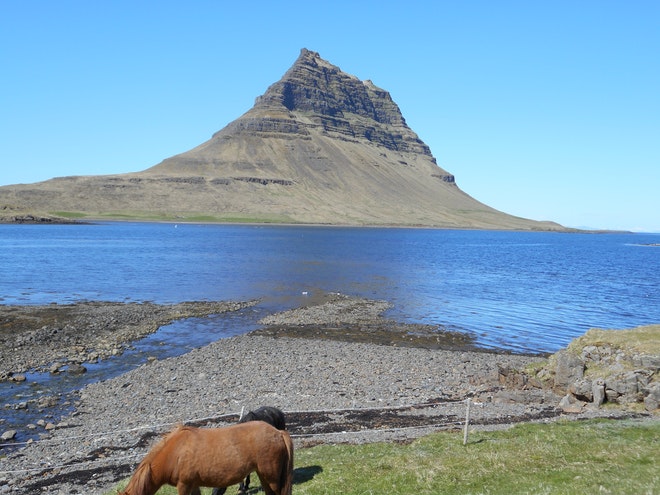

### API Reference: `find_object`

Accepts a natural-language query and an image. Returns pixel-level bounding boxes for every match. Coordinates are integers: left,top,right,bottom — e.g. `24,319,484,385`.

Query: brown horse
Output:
119,422,293,495
212,406,287,495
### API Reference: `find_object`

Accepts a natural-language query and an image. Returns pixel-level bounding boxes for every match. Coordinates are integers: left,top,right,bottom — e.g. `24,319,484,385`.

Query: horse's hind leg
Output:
256,474,279,495
239,473,250,493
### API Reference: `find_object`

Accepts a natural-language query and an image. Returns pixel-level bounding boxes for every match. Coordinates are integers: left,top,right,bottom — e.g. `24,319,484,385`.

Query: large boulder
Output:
553,350,584,390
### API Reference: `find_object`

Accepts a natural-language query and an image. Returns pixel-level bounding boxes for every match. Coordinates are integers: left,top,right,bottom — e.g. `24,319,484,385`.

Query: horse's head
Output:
116,461,155,495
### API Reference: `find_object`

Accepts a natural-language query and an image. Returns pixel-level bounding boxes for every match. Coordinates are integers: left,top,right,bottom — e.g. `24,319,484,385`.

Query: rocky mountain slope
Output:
0,49,564,229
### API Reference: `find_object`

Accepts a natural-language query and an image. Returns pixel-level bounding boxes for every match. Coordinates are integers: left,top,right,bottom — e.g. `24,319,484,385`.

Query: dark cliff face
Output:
258,49,402,123
241,49,432,156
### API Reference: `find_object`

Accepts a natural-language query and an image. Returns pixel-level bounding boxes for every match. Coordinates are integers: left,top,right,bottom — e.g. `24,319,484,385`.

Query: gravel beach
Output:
0,300,257,378
0,295,648,494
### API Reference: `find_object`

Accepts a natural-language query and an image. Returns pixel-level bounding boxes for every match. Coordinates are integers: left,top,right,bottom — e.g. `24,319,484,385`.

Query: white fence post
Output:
463,398,471,445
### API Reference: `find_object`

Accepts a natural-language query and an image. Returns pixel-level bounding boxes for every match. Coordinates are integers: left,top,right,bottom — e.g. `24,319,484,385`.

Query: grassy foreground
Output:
109,418,659,495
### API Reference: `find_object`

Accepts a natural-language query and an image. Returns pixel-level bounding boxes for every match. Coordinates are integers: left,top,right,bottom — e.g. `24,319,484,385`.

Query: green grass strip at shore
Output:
49,211,300,224
49,211,88,219
110,418,659,494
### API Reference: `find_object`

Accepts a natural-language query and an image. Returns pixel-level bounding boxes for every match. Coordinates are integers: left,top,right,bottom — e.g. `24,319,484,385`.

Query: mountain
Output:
0,48,564,230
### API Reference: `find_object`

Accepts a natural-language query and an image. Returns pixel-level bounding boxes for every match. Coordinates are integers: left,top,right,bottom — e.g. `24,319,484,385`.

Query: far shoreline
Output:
0,210,638,234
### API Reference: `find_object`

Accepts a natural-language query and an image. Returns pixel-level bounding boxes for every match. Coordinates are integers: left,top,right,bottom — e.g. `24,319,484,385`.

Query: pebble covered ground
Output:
0,295,645,494
0,300,255,378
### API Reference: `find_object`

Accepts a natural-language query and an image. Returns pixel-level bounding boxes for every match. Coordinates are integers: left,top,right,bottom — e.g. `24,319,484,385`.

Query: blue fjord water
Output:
1,222,659,353
0,222,658,444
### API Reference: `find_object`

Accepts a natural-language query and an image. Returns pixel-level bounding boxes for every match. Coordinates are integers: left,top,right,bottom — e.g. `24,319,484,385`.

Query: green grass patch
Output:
49,211,88,219
523,359,550,375
107,419,659,494
58,211,302,224
566,324,660,355
208,214,300,224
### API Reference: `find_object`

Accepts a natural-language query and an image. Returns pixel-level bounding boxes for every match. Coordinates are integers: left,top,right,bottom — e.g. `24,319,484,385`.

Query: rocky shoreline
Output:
0,205,82,224
0,295,656,494
0,300,257,379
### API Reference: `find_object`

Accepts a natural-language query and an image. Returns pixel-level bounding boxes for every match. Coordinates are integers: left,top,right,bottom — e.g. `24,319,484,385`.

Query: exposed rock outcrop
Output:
248,49,432,155
532,325,660,412
0,204,80,224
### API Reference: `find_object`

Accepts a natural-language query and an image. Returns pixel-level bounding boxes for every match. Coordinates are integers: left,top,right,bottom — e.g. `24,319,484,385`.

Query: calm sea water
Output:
1,222,659,353
1,222,659,444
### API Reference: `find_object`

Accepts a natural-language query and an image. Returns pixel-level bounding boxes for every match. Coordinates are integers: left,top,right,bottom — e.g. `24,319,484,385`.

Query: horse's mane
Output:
120,424,189,495
143,424,187,462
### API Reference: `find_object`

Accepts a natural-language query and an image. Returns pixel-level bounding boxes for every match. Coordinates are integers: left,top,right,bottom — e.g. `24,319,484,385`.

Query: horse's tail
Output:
279,430,294,495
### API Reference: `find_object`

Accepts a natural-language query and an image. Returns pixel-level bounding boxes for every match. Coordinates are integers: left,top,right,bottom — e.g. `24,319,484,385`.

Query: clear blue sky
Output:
2,1,658,231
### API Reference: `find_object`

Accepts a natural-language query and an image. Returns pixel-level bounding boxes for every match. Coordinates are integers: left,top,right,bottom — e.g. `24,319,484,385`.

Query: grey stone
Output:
605,389,620,402
617,393,643,405
642,382,660,411
559,394,585,413
66,363,87,375
592,379,606,407
644,395,659,411
0,429,17,441
569,378,593,401
554,351,584,390
636,355,660,370
49,362,64,374
606,372,639,396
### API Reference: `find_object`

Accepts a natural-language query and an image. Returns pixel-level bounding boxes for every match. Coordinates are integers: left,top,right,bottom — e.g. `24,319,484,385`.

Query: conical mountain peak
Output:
256,48,399,120
0,49,564,230
238,48,431,156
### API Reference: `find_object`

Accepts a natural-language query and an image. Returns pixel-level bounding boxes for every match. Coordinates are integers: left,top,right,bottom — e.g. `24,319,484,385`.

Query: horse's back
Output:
170,423,287,487
201,423,290,485
195,421,286,455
